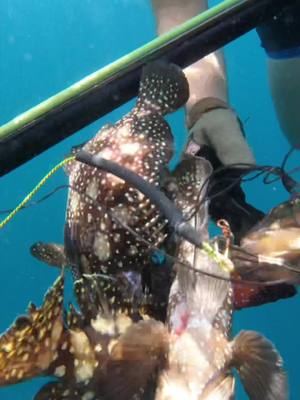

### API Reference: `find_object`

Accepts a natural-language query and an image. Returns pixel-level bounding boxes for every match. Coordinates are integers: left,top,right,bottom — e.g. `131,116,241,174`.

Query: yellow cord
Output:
0,156,75,229
202,241,234,273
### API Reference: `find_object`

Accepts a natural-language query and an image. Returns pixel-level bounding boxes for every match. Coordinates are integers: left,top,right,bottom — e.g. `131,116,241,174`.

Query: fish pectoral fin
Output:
104,319,168,399
0,274,65,386
30,242,68,268
232,330,288,400
111,319,168,361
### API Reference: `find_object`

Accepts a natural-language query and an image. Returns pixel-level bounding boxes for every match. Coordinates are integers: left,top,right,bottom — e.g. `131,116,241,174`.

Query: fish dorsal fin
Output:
136,62,189,115
30,242,68,268
232,330,288,400
0,274,65,386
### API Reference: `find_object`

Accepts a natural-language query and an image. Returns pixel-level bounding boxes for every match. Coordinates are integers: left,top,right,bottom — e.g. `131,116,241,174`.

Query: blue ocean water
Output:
0,0,299,399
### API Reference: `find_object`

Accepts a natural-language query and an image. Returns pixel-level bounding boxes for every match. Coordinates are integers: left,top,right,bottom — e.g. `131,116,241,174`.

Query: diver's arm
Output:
151,0,261,242
151,0,227,109
257,2,300,148
151,0,255,165
267,58,300,148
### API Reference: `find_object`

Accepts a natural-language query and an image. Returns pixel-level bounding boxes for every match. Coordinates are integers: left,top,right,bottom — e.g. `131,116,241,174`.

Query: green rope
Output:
0,0,243,141
0,156,75,229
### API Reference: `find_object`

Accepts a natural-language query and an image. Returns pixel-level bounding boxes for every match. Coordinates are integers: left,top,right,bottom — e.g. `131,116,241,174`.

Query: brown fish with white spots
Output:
0,272,168,399
0,157,288,399
30,154,209,321
231,194,300,286
155,158,288,400
63,61,189,278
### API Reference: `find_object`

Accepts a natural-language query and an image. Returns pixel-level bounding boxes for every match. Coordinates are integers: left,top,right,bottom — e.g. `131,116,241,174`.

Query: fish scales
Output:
0,272,168,400
65,62,189,277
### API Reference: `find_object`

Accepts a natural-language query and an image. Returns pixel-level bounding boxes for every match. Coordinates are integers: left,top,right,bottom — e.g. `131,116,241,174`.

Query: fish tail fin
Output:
136,62,189,115
232,330,288,400
0,274,65,386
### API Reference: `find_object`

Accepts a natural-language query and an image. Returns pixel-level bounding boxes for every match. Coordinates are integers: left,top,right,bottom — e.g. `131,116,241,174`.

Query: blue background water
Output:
0,0,299,398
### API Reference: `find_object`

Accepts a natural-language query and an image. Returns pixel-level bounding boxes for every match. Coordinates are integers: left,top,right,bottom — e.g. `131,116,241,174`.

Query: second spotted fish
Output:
58,62,188,278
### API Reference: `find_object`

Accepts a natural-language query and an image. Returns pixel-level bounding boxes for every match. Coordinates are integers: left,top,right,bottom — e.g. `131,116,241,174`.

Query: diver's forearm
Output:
267,57,300,148
152,0,208,34
151,0,228,109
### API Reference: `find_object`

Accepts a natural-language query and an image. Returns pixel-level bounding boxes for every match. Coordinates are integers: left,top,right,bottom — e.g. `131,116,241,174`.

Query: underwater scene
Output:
1,0,300,399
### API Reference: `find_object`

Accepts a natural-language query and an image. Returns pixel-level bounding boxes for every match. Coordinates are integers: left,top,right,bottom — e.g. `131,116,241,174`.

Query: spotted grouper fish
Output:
155,158,288,400
0,272,168,399
63,61,189,278
229,195,300,308
30,154,209,321
0,158,288,400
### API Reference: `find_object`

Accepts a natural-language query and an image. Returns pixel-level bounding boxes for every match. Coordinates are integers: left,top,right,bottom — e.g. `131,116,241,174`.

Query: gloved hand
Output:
186,97,255,166
184,97,264,244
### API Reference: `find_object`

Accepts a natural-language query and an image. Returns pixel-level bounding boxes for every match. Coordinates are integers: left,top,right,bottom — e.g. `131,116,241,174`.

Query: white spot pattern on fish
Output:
64,62,189,279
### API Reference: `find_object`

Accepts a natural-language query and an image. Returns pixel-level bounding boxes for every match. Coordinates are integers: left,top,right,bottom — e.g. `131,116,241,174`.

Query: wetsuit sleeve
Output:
256,1,300,59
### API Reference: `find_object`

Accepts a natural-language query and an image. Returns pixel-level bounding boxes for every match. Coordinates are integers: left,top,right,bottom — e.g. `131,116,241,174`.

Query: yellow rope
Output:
202,241,234,273
0,156,75,229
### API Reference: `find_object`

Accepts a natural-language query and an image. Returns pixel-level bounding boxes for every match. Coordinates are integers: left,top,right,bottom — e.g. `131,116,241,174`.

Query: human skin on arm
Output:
151,0,262,241
151,0,228,112
267,57,300,148
256,3,300,149
151,0,255,165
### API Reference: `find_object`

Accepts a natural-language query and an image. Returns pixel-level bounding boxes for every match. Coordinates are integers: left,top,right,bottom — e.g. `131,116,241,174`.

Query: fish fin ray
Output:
233,330,288,400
